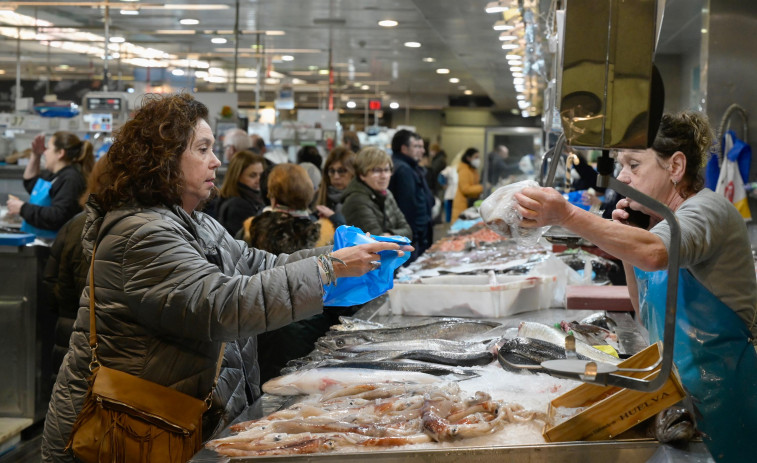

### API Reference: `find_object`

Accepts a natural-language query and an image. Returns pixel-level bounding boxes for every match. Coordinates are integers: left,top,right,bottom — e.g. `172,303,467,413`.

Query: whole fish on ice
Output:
517,321,621,365
262,368,441,396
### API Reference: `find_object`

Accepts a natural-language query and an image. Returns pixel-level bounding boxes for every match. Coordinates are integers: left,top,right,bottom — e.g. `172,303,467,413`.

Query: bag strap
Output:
87,243,226,406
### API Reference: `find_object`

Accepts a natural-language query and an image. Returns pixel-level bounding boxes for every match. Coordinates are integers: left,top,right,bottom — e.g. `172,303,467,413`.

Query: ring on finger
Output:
370,260,381,271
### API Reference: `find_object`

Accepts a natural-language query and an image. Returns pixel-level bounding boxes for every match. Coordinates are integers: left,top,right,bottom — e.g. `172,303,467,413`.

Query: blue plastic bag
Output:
323,225,411,306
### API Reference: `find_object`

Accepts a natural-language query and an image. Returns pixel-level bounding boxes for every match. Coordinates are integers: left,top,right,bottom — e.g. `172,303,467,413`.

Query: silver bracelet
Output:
317,254,336,286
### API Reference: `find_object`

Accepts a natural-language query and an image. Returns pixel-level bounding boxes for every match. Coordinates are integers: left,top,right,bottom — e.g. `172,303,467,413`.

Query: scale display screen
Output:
86,97,122,112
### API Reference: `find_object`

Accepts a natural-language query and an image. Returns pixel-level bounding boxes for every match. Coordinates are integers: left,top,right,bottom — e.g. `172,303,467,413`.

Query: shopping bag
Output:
715,132,752,221
323,225,411,306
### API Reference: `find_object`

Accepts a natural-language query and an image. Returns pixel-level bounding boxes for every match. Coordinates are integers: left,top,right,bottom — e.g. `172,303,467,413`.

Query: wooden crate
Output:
543,342,685,442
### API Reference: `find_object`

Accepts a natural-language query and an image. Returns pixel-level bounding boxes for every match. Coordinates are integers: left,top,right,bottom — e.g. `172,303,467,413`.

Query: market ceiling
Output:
0,0,702,113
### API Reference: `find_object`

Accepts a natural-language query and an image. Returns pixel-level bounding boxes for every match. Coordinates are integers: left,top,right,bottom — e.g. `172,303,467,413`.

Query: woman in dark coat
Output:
215,150,266,236
342,147,413,239
41,93,407,462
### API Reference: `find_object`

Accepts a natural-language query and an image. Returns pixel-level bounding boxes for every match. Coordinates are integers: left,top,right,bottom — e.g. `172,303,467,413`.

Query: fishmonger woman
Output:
514,111,757,461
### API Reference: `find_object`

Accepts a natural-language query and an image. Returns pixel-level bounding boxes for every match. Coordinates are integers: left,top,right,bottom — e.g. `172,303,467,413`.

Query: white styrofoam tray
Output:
389,274,548,318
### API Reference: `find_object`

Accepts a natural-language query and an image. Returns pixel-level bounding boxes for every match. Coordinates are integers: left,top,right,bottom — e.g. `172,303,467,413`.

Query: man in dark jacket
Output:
388,129,434,263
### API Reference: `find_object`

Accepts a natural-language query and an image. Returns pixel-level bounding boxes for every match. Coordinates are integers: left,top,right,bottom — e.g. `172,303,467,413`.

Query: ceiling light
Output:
513,77,525,85
436,68,450,74
281,55,294,61
318,69,329,75
109,36,125,43
346,101,357,109
147,4,229,11
171,69,185,76
499,33,517,41
404,41,421,48
422,57,435,63
378,20,398,27
512,72,524,77
449,77,459,83
516,95,526,100
211,37,227,44
514,84,525,92
505,54,521,60
361,84,370,90
180,18,199,25
501,43,519,50
155,30,196,34
120,9,139,15
485,1,509,14
464,90,473,95
245,70,257,77
265,30,286,36
510,66,523,72
493,20,514,31
518,100,529,109
0,70,6,75
195,71,208,78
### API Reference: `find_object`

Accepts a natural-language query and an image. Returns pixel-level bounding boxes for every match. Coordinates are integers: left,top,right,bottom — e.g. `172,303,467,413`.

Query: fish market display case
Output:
190,297,710,462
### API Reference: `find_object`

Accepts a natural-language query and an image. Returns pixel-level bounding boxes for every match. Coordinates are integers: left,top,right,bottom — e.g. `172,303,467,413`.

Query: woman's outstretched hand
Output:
330,241,413,278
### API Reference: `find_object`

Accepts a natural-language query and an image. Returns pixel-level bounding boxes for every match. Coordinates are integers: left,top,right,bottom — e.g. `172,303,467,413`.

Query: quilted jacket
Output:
41,198,327,462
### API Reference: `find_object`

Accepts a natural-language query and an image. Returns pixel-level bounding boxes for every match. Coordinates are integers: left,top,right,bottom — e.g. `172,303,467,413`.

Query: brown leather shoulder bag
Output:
65,245,224,463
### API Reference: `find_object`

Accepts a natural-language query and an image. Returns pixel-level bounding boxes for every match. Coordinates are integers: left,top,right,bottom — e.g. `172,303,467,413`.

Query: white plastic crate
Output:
389,274,546,318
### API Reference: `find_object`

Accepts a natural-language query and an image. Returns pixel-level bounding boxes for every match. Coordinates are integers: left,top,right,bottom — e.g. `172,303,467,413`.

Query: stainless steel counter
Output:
191,296,710,462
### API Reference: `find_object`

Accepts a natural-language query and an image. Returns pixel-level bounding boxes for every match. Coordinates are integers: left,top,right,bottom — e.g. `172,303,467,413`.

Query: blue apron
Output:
635,268,757,462
20,178,58,240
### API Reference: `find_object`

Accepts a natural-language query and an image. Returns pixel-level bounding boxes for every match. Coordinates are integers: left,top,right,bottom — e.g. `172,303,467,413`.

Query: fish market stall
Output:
190,297,709,462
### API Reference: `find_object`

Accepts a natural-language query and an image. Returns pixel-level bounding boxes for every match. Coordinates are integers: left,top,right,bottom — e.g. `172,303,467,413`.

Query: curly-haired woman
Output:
40,93,409,462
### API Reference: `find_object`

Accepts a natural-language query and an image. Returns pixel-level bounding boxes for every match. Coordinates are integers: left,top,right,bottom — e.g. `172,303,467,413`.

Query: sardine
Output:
498,337,596,372
652,406,696,444
517,321,621,365
559,321,618,346
318,320,501,350
579,311,618,331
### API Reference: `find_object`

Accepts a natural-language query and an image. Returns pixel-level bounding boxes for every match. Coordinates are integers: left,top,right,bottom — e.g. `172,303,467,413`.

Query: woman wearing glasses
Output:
342,147,412,238
314,146,355,229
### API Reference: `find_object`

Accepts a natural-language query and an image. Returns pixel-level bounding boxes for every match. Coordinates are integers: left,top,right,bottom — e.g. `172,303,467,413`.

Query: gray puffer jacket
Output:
41,199,327,462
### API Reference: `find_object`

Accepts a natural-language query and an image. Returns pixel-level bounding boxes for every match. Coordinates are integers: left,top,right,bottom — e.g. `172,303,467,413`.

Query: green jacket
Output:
341,178,413,239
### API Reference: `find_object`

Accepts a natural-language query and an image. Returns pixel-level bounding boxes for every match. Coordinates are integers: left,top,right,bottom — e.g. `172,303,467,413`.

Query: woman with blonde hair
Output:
342,147,412,239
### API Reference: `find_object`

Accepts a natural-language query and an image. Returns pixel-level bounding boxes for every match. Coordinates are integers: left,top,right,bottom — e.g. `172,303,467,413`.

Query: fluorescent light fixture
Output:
404,41,421,48
155,30,196,34
513,77,525,85
449,77,459,83
514,84,525,92
179,19,199,25
502,43,519,50
353,82,362,87
464,90,473,95
493,20,514,31
378,20,398,27
346,101,357,109
510,66,523,71
318,69,329,75
516,95,526,100
109,36,125,43
361,84,370,90
172,69,185,76
265,30,286,36
499,33,517,41
436,68,450,74
281,55,294,61
245,70,257,77
512,72,524,78
195,71,209,78
211,37,227,44
389,102,399,109
120,9,139,15
485,1,508,14
518,100,529,109
205,76,226,83
422,57,435,63
505,54,521,60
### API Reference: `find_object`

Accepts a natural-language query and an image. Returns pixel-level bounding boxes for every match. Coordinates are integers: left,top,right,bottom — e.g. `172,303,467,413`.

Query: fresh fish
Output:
394,350,495,367
262,368,441,396
329,316,386,332
497,337,598,372
331,338,487,354
579,311,618,332
517,321,621,365
317,320,501,350
315,360,478,377
559,321,618,346
555,249,619,285
652,406,696,444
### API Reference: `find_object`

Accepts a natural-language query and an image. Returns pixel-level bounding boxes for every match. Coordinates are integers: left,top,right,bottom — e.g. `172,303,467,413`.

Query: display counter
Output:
190,296,708,462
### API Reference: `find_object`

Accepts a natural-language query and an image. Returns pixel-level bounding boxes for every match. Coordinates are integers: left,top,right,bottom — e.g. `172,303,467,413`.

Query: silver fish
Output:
329,316,386,332
517,321,621,365
315,359,478,377
579,311,618,331
318,320,501,350
498,337,594,372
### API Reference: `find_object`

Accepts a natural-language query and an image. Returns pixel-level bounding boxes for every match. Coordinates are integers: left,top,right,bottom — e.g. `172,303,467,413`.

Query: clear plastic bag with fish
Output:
479,179,548,247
